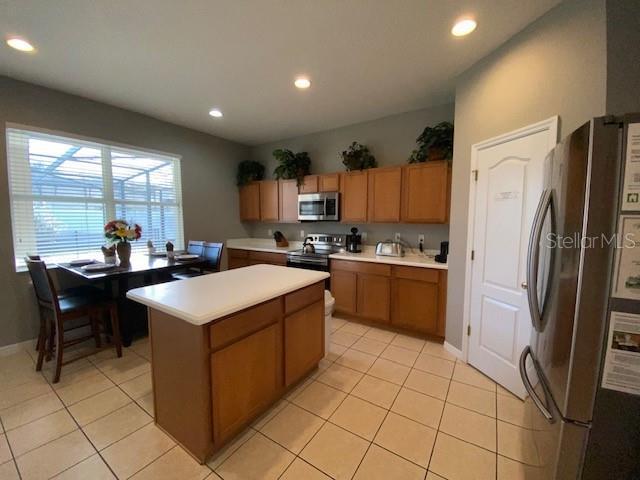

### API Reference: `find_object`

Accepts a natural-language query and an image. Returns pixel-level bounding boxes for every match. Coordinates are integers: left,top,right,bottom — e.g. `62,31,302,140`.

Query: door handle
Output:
521,282,528,289
519,346,554,422
526,189,552,332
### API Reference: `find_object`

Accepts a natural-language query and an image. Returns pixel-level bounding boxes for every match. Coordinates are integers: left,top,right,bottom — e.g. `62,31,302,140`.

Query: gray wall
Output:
606,0,640,114
249,104,454,249
0,76,250,347
446,0,607,349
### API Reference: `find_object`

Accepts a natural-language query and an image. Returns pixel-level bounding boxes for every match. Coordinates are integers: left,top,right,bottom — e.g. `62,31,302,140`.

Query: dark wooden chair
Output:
25,258,122,383
186,240,205,256
171,242,224,280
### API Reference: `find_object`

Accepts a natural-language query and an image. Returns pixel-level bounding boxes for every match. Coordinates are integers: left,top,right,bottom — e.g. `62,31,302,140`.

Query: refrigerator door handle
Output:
519,346,554,422
526,188,552,332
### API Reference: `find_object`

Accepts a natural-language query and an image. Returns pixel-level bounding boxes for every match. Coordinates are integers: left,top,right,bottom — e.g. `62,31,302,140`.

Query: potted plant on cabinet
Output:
272,149,311,186
340,142,377,171
236,160,265,186
408,121,454,163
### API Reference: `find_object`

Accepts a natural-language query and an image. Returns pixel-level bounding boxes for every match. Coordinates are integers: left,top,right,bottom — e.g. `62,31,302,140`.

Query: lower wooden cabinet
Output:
331,270,357,315
331,259,446,336
357,274,390,323
210,321,282,445
284,300,324,386
331,260,390,325
227,249,286,269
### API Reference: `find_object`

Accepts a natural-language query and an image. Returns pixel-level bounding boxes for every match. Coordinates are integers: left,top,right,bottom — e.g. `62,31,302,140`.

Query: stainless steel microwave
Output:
298,192,340,221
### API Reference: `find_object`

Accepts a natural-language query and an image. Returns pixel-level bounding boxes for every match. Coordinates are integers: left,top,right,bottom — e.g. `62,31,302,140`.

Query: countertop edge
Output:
126,272,329,326
328,253,448,270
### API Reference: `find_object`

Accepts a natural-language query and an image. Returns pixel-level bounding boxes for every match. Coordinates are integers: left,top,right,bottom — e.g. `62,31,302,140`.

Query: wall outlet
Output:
418,234,425,244
267,229,273,237
394,232,401,242
300,229,306,239
361,232,368,243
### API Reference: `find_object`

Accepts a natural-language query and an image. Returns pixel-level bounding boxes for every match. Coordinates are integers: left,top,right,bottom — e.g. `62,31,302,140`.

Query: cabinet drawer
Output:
210,299,281,350
285,282,324,315
331,259,391,277
248,251,287,264
228,248,249,259
392,266,439,283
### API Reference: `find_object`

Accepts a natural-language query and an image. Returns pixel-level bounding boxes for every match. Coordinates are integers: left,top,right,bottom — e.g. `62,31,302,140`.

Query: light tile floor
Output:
0,317,538,480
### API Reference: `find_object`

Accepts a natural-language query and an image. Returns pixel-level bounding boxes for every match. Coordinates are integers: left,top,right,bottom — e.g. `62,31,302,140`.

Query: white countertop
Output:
329,246,448,270
126,264,329,325
226,238,302,254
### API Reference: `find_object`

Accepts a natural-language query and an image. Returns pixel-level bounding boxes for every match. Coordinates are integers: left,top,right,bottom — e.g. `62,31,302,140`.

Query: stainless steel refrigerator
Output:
520,114,640,479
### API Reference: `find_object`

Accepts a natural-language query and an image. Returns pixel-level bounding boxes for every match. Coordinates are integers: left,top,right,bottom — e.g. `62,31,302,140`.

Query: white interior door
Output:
468,118,557,398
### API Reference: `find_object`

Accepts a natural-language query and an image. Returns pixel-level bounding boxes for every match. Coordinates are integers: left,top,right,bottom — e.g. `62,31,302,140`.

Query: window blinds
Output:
6,127,184,270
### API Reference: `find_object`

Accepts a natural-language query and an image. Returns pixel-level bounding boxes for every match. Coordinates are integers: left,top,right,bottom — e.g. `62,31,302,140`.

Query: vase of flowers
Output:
104,220,141,266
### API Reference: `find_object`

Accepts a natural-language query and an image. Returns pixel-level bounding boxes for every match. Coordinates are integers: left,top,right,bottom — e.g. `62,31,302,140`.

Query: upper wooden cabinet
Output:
278,179,299,223
319,174,340,192
299,175,318,193
259,180,279,222
367,166,402,223
239,160,450,224
340,170,369,223
239,183,260,221
401,161,450,223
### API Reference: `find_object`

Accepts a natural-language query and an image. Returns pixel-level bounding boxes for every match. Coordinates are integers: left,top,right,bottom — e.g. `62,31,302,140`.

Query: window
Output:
6,126,184,270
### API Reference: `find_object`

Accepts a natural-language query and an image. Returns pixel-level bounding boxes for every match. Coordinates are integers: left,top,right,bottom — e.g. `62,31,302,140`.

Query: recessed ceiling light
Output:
451,18,477,37
208,108,223,118
6,37,35,52
294,77,311,89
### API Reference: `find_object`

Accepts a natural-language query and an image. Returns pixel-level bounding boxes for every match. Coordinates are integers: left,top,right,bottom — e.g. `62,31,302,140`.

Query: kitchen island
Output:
127,264,329,463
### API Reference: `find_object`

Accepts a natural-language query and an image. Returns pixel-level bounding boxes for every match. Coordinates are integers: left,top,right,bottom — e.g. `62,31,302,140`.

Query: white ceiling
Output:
0,0,560,146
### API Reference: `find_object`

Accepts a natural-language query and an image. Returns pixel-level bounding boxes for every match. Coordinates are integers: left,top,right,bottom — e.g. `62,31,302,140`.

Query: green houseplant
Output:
236,160,265,186
340,142,377,171
408,121,454,163
272,149,311,186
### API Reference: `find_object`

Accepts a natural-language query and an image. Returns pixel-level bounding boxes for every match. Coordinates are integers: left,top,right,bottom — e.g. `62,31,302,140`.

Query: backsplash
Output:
246,222,449,250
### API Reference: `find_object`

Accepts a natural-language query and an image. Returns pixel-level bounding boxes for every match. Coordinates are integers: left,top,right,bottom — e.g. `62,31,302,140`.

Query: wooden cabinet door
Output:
239,183,260,221
401,161,450,223
340,170,368,222
228,257,250,269
391,278,439,334
278,179,299,223
319,174,340,192
284,300,324,386
210,322,282,445
357,274,390,323
368,167,402,222
299,175,318,193
331,270,357,315
259,180,279,222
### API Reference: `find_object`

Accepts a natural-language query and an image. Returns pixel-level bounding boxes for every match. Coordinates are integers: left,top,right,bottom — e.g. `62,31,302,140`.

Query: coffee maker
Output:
345,227,362,253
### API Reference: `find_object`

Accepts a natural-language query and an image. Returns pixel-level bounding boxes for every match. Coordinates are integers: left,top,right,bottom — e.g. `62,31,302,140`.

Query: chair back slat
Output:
25,258,58,307
186,240,205,256
203,242,223,271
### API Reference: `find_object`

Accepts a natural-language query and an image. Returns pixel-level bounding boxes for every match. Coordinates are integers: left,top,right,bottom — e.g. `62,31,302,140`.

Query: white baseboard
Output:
444,341,464,361
0,338,36,356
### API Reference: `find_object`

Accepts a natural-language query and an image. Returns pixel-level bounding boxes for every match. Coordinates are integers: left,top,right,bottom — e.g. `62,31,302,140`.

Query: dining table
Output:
57,254,208,346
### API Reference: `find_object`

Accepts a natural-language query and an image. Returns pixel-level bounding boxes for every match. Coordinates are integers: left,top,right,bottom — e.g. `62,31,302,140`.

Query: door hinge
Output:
471,250,475,260
472,170,478,181
467,325,471,336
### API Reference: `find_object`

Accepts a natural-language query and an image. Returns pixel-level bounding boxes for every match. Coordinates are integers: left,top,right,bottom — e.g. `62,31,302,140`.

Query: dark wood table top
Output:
57,254,208,281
